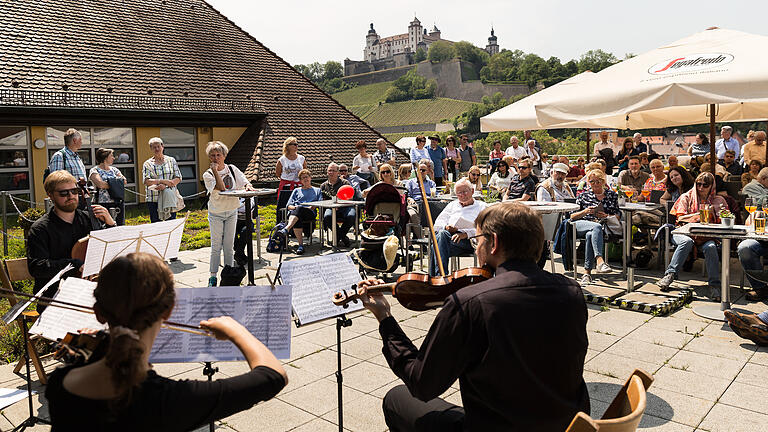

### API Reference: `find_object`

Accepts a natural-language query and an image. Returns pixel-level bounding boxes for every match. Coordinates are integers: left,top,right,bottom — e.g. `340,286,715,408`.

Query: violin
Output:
333,266,492,311
54,330,108,366
333,167,493,311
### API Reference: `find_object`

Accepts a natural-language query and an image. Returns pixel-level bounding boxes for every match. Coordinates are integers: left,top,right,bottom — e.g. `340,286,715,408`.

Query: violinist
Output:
355,203,589,432
45,252,287,431
27,170,115,306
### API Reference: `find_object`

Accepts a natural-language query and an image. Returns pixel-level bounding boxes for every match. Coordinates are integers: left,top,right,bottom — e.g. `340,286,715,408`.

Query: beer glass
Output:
756,209,766,234
699,204,711,225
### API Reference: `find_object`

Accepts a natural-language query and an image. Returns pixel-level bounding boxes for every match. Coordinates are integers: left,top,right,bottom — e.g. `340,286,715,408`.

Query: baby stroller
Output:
351,183,409,276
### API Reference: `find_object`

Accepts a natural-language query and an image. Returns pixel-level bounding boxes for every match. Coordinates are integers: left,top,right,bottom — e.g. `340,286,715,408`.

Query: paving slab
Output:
698,402,768,432
719,381,768,414
652,366,732,402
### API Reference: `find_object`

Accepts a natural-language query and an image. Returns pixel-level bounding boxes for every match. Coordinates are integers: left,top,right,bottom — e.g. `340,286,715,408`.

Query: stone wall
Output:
342,65,413,86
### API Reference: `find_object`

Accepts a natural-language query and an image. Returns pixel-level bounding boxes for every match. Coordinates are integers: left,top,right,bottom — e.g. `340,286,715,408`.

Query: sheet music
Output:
280,253,363,326
29,278,106,341
3,263,73,324
82,218,185,276
150,285,292,363
0,388,33,410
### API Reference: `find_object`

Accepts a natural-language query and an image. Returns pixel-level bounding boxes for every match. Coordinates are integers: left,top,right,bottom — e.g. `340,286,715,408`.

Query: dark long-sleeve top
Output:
379,259,590,431
26,208,103,297
45,364,286,431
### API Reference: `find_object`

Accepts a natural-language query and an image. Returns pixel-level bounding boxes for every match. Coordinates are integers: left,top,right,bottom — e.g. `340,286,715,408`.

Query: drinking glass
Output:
756,209,767,234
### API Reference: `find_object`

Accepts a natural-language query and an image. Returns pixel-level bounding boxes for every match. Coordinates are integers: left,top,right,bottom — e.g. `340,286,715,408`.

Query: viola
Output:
332,266,492,311
71,180,103,264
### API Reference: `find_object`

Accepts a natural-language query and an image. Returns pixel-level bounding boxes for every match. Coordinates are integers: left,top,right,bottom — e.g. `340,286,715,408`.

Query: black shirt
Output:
379,259,590,431
506,174,536,200
26,208,102,299
719,160,743,177
320,178,351,200
45,364,285,431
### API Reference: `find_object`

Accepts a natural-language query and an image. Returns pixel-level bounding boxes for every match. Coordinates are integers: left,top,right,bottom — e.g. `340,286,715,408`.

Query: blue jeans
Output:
573,220,604,270
429,230,475,276
758,311,768,324
208,210,237,275
738,239,768,292
147,201,175,223
667,234,720,286
323,207,356,240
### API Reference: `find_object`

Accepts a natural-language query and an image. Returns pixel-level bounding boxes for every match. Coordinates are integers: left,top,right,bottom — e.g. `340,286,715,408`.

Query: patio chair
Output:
0,258,49,384
565,368,654,432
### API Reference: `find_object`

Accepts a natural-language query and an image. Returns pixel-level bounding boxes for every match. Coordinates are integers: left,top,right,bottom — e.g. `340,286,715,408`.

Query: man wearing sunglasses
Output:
27,170,116,307
503,160,536,201
354,203,589,431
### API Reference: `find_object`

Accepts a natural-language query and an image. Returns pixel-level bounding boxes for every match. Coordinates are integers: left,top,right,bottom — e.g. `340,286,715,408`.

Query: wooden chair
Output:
566,368,654,432
0,258,49,384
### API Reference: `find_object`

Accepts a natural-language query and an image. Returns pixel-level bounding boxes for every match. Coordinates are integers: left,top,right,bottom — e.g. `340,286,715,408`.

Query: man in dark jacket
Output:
356,203,589,431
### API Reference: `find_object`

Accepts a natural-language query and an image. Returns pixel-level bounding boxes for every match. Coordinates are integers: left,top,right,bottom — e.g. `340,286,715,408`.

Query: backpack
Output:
43,148,68,181
266,222,287,253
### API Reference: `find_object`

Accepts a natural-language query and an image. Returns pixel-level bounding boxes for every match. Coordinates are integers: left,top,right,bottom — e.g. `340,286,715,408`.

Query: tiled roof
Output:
0,0,404,181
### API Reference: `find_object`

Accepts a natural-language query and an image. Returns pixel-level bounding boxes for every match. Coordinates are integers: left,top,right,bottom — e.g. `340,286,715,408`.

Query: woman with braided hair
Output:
45,253,287,431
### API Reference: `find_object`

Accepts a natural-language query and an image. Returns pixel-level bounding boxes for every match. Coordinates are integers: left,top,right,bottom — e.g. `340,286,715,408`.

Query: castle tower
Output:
429,24,441,40
408,17,423,52
485,27,499,56
365,23,379,61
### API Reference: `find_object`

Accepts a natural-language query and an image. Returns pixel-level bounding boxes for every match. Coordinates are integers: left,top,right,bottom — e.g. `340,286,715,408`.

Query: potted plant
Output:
719,209,735,227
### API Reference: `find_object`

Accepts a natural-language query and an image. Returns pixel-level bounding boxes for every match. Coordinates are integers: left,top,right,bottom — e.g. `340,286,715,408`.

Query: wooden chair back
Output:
565,411,599,432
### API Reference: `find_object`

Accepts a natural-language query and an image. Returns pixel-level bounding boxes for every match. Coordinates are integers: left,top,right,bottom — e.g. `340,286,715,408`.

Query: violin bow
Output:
415,166,446,277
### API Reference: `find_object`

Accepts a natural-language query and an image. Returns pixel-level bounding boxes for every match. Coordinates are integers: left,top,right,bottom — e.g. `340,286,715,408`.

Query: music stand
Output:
202,362,219,432
9,311,50,431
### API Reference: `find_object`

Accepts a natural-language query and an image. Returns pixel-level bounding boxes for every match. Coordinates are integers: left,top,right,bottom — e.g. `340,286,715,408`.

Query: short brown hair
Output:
44,170,77,196
355,140,367,150
95,148,114,164
298,168,311,179
416,135,426,143
475,203,543,261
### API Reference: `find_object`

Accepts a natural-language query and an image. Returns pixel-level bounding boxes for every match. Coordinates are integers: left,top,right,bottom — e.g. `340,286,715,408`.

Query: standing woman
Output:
45,253,287,430
444,135,461,182
409,135,429,169
352,140,376,183
203,141,252,287
275,137,307,221
90,148,127,224
142,137,182,223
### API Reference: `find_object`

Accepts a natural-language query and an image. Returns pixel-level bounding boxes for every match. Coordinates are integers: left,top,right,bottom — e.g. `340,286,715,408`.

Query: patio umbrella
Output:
534,28,768,163
480,71,596,131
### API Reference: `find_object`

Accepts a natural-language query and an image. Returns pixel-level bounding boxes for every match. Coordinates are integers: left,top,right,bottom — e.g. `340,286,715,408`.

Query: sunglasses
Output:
696,182,712,187
420,169,427,172
55,188,80,197
339,169,348,172
380,170,392,174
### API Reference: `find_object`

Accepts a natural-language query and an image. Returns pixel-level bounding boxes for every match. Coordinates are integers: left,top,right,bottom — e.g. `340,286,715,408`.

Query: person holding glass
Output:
657,172,727,300
142,137,182,223
570,169,620,286
203,141,252,287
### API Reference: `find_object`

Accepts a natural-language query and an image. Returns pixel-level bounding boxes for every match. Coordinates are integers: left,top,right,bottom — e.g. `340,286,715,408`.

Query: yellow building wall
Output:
29,126,48,204
134,128,161,203
196,127,213,182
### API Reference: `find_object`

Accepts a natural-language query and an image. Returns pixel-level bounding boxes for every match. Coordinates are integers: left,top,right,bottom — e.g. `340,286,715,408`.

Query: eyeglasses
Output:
519,166,531,170
470,173,479,177
468,232,491,248
380,170,392,174
54,188,79,197
339,169,348,172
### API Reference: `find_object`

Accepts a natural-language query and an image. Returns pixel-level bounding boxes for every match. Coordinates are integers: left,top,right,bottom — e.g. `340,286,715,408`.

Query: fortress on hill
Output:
344,17,499,76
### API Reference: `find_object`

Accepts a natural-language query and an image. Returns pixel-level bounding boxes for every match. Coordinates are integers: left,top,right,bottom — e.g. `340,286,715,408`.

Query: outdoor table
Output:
305,199,365,249
672,223,758,321
219,188,277,285
522,201,579,273
620,202,661,292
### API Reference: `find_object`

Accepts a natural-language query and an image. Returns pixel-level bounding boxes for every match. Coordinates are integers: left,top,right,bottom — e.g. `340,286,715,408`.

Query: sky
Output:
206,0,768,66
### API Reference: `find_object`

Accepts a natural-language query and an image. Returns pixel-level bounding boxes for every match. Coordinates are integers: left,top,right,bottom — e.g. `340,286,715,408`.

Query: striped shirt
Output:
48,147,86,180
142,156,182,202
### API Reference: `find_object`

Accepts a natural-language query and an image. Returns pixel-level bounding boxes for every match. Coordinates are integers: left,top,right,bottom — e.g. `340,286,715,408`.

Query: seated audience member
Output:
738,170,768,302
616,137,638,171
617,156,650,195
639,152,651,173
699,163,729,197
657,172,726,300
487,140,505,174
536,163,574,202
372,138,396,170
724,309,768,345
279,169,321,255
352,140,376,183
570,169,620,285
741,131,767,167
27,170,117,307
742,167,768,205
505,135,527,160
320,163,355,247
567,157,586,179
667,155,679,170
660,166,694,208
576,162,606,194
404,162,437,238
354,203,589,431
428,179,488,276
633,159,667,225
44,253,287,430
719,149,743,177
540,153,551,178
419,158,436,183
364,163,401,197
488,160,513,199
687,133,711,157
503,160,536,202
464,165,483,193
397,163,412,182
339,163,369,199
742,160,763,187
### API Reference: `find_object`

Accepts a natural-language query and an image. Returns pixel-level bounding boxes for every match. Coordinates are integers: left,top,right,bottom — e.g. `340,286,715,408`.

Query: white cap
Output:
553,163,569,174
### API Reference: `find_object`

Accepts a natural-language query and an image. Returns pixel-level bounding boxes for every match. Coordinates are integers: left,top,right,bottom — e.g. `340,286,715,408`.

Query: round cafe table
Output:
620,202,662,292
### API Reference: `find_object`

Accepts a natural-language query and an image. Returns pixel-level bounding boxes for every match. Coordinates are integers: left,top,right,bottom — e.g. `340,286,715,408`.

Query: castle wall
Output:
416,59,529,102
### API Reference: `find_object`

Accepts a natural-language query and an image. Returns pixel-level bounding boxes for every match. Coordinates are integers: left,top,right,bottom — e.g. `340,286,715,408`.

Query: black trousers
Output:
233,218,249,261
383,385,464,432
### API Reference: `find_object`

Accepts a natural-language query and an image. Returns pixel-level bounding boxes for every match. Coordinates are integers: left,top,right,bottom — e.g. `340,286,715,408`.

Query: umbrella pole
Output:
709,104,716,174
586,128,591,161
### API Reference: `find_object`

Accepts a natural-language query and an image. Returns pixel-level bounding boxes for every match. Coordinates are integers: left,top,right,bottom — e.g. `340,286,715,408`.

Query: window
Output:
0,127,32,208
160,127,197,199
47,126,138,203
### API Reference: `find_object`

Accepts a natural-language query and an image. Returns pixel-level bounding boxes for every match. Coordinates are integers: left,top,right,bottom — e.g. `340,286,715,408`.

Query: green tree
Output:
578,49,619,73
517,53,551,88
479,49,524,82
427,41,455,63
323,61,343,81
453,41,489,68
415,47,427,62
385,69,435,102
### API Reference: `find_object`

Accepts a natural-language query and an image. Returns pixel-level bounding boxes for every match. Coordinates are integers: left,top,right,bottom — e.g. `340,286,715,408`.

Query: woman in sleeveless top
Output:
444,135,461,182
275,136,307,212
89,148,126,204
